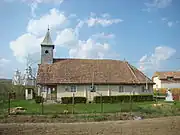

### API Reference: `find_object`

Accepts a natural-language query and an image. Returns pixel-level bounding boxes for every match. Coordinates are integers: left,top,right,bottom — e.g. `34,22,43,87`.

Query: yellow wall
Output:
57,84,153,101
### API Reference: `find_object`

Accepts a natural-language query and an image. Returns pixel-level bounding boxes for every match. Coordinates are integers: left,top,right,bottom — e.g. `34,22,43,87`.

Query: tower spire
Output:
48,25,50,31
41,26,53,46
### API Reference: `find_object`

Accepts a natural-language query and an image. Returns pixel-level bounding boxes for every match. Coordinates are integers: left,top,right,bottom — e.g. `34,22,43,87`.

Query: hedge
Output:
93,95,153,103
61,97,87,104
35,96,44,104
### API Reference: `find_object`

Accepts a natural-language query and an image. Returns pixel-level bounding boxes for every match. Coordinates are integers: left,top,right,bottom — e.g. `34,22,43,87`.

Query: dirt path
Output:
0,116,180,135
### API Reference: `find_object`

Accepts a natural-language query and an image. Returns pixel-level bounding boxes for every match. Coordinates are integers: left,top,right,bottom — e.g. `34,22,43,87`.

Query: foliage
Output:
0,99,180,116
35,96,44,104
93,95,153,103
61,97,87,104
153,88,180,94
0,82,26,100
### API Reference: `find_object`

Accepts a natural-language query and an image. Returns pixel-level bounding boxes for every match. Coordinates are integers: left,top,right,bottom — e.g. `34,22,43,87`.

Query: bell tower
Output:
41,27,55,64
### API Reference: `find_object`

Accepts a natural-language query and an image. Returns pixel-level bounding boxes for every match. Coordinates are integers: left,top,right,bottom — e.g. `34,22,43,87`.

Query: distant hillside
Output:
0,79,12,84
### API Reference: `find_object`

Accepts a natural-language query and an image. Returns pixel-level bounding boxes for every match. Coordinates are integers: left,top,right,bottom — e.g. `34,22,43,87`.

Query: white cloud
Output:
69,13,77,18
10,8,68,63
167,21,173,27
143,0,172,12
76,13,123,28
10,33,43,62
54,28,78,47
139,46,176,72
54,30,117,59
161,17,178,27
4,0,65,17
30,0,64,17
145,0,172,8
87,17,123,27
101,13,111,18
27,8,67,36
161,17,168,21
69,39,115,59
91,32,115,39
10,8,118,63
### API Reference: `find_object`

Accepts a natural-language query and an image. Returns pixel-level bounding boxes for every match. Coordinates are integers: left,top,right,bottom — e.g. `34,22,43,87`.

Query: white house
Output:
36,28,154,102
152,71,180,89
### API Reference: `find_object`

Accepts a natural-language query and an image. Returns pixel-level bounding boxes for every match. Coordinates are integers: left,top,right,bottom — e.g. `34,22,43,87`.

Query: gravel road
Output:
0,116,180,135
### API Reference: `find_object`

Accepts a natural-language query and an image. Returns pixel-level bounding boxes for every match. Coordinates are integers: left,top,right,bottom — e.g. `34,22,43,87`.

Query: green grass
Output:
0,100,180,115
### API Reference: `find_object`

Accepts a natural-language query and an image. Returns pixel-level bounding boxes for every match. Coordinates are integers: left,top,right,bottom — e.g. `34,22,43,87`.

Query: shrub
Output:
93,95,153,103
35,96,44,104
61,97,87,104
153,88,180,95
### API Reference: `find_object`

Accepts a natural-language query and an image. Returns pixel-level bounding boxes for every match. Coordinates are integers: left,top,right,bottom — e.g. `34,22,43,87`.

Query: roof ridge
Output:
137,68,152,82
53,58,125,63
126,62,139,83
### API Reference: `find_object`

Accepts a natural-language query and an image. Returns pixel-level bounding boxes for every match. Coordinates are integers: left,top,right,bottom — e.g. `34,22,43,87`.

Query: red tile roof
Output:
153,71,180,79
37,58,154,85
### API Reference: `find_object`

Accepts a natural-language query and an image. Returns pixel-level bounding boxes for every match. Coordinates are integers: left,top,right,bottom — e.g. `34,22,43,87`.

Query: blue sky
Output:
0,0,180,79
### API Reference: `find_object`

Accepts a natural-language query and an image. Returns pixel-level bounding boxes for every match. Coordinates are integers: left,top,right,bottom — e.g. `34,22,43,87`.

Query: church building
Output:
36,28,154,102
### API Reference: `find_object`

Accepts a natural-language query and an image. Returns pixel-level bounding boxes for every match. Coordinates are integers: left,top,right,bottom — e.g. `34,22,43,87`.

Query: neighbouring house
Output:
152,71,180,89
36,28,154,102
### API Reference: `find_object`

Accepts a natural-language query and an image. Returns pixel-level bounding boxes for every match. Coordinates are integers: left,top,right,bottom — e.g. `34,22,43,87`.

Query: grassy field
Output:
0,100,180,124
0,99,180,116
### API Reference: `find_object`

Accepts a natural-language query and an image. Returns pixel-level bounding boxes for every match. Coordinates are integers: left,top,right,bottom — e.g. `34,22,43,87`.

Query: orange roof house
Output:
152,71,180,89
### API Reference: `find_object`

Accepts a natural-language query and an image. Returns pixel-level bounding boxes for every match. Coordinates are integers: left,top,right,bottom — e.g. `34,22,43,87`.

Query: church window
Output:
119,86,124,92
70,85,77,92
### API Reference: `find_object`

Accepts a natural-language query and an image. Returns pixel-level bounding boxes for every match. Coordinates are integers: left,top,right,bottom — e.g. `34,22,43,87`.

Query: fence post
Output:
72,93,75,114
130,93,132,114
8,92,10,115
41,98,44,115
156,89,158,103
100,93,103,113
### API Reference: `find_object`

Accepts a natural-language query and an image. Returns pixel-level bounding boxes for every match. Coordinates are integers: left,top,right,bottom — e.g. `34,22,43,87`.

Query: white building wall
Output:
153,76,180,89
161,83,180,88
25,89,33,100
153,77,161,89
56,84,153,101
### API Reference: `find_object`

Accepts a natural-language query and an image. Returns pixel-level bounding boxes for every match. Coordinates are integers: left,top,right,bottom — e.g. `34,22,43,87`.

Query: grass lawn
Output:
0,100,180,115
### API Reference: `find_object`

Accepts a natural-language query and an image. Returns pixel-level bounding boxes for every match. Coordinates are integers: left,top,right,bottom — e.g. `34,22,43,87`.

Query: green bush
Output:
93,95,153,103
61,97,87,104
35,96,44,104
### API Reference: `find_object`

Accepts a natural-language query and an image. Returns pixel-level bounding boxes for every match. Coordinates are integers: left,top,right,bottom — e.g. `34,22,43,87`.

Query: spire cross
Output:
48,25,50,31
